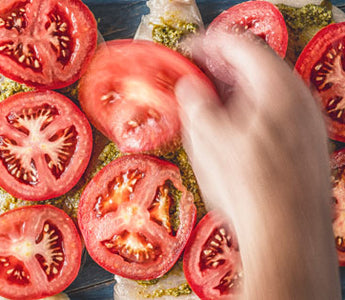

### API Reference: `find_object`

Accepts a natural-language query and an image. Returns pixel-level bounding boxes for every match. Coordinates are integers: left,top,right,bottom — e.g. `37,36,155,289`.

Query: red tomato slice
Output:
183,211,242,299
79,39,216,154
0,205,82,300
207,1,288,58
0,0,97,89
0,91,92,201
78,154,197,280
330,148,345,266
295,22,345,142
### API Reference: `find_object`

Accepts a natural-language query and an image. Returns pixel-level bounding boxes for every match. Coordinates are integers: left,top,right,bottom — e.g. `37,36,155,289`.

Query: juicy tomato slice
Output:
295,22,345,142
207,1,288,58
78,154,197,280
0,205,82,300
183,211,243,299
330,148,345,266
78,39,216,154
0,0,97,89
0,90,92,201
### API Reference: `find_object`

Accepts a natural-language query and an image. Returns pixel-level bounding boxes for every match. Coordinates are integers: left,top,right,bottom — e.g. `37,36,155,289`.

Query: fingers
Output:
175,75,220,124
207,29,328,152
176,29,329,209
203,30,315,118
175,75,224,163
211,30,291,98
175,76,236,210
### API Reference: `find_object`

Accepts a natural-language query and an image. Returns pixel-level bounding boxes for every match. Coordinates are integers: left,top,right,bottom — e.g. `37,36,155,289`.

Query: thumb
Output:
175,75,220,124
175,75,232,211
175,75,234,154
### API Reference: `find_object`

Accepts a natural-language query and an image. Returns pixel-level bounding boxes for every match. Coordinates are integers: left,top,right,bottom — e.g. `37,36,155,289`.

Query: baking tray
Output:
64,1,345,299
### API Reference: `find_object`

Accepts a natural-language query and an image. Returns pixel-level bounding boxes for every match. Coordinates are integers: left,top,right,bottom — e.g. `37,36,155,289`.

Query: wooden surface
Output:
66,1,345,299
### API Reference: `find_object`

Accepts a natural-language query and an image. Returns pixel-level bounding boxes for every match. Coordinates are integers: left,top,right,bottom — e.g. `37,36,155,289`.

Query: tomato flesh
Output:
0,91,92,201
79,39,216,154
183,211,242,299
295,22,345,142
0,205,82,300
330,148,345,266
207,1,288,58
78,154,197,280
0,0,97,89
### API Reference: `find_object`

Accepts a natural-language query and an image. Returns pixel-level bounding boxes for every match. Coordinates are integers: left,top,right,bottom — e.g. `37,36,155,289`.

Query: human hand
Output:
176,29,341,300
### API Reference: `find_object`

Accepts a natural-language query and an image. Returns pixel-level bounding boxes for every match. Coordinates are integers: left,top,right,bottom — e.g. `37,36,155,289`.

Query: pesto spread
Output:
160,146,206,223
141,282,192,298
0,185,81,219
152,18,198,50
277,1,333,64
0,77,31,102
58,80,79,102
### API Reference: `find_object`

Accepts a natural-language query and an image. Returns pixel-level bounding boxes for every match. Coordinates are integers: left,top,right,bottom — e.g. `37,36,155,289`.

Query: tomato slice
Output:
206,1,288,58
78,154,197,280
295,22,345,142
0,0,97,89
330,148,345,266
78,39,216,154
0,205,82,300
183,211,242,299
0,90,92,201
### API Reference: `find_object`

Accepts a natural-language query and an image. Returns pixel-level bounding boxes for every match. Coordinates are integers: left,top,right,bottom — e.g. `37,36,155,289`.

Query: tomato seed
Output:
215,234,222,241
210,241,220,247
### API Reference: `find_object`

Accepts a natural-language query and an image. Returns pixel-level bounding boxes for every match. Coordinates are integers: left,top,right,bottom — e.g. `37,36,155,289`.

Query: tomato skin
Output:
183,211,242,300
330,148,345,266
79,39,216,154
0,205,82,300
295,22,345,142
0,90,92,201
78,154,197,280
0,0,97,89
207,1,288,58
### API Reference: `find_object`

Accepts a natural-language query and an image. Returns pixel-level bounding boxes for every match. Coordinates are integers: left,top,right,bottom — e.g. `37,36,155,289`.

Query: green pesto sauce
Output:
277,1,333,64
141,282,192,298
0,186,81,219
166,180,182,233
137,278,160,286
160,146,206,223
152,18,198,50
0,77,32,102
90,141,123,178
58,81,79,103
0,178,84,220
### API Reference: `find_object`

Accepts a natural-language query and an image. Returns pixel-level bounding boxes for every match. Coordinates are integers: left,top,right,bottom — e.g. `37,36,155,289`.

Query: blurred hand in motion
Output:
176,29,341,300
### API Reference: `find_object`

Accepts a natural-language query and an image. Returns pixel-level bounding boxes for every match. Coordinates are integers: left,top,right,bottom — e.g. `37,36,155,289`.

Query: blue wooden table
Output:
65,1,345,299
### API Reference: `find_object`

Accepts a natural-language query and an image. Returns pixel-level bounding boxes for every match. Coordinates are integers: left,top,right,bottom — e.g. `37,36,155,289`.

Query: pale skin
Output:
175,30,341,299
